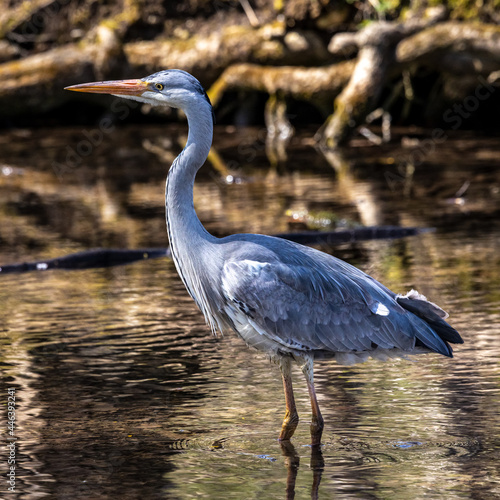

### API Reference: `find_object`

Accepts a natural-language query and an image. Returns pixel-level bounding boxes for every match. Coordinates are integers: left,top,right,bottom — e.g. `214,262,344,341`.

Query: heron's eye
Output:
154,83,164,91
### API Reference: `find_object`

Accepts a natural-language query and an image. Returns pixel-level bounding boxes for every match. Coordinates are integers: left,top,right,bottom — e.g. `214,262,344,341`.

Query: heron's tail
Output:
396,290,464,357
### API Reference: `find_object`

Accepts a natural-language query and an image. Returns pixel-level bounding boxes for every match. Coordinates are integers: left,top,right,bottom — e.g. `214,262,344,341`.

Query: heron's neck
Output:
165,102,220,321
165,104,213,238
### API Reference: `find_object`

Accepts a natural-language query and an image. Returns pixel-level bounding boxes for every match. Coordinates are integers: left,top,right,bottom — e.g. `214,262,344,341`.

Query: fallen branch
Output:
124,23,328,82
207,60,355,164
0,24,124,115
319,7,447,147
397,21,500,64
208,61,355,106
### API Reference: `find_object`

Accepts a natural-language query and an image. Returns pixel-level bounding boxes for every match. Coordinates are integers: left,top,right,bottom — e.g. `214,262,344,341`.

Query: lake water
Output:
1,125,499,499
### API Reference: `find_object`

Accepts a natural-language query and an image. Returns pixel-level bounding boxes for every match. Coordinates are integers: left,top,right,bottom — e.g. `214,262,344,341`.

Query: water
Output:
1,125,499,499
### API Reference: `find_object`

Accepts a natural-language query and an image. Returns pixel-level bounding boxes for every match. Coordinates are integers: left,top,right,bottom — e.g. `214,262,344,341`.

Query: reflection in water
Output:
0,126,499,498
320,147,389,227
280,441,324,500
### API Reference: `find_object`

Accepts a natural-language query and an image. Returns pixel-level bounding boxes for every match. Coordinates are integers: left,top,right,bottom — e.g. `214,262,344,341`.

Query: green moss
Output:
274,0,285,12
346,0,496,22
428,0,498,20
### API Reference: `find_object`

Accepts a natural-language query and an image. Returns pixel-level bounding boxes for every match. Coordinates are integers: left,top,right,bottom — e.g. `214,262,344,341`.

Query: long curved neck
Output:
166,101,220,330
165,103,213,242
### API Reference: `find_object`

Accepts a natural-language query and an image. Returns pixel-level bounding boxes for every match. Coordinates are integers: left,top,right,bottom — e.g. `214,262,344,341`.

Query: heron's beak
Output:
65,79,150,96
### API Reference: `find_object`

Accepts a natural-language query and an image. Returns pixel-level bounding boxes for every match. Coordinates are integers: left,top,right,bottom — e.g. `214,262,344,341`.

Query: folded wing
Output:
220,241,461,359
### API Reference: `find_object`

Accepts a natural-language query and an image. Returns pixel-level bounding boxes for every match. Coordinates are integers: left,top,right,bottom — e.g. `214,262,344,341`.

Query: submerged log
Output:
0,227,427,274
276,226,432,246
0,248,169,274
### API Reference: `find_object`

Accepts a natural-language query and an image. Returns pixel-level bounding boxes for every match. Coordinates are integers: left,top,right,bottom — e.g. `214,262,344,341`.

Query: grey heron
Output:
65,70,463,446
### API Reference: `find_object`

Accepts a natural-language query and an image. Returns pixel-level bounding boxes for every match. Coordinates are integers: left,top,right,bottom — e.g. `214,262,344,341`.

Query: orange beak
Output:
65,79,151,96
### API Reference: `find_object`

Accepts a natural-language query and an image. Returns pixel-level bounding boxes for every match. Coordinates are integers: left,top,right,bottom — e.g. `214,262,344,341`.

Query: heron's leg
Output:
278,356,299,441
300,355,324,446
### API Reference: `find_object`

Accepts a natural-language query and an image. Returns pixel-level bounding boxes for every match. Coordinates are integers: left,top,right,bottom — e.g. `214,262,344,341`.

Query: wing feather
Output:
217,236,459,359
221,253,415,355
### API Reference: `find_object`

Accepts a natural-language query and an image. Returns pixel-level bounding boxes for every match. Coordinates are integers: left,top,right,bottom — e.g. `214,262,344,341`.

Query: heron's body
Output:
66,70,463,445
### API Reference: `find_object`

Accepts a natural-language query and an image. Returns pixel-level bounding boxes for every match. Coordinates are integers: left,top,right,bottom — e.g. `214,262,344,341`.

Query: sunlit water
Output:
0,126,499,498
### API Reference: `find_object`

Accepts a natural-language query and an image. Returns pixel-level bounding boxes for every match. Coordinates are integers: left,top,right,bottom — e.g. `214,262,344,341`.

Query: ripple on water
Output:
1,132,500,499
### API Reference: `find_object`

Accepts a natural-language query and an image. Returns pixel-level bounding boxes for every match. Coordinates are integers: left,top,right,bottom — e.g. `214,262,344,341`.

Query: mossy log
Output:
321,16,500,147
398,21,500,61
1,0,499,147
208,61,355,106
396,21,500,70
206,14,500,149
0,25,123,115
124,22,329,83
319,7,447,147
0,0,56,39
207,60,354,162
0,19,329,115
0,0,142,115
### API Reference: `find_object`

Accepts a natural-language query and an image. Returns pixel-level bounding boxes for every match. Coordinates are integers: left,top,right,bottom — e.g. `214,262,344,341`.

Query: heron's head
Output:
65,69,213,119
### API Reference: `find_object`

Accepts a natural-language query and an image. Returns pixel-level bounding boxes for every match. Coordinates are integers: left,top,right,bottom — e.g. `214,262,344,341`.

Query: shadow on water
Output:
0,125,499,498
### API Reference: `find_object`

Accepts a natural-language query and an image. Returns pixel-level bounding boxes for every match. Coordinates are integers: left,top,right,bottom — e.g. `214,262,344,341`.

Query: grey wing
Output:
220,255,452,359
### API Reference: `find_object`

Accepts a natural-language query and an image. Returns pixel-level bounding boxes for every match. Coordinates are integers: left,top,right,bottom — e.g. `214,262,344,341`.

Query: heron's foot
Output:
279,410,299,441
310,415,324,447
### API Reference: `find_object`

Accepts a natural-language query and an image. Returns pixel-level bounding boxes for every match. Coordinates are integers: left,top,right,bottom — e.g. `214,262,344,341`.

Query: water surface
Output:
1,126,499,499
